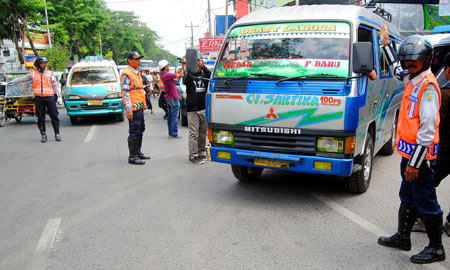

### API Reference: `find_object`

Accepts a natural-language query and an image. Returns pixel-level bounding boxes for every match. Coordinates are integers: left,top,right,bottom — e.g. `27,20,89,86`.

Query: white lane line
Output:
311,193,448,270
28,218,61,270
83,125,97,143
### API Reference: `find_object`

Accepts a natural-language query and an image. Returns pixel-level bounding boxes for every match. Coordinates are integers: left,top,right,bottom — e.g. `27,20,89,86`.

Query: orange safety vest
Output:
120,67,146,111
31,69,54,96
395,72,441,160
159,81,165,92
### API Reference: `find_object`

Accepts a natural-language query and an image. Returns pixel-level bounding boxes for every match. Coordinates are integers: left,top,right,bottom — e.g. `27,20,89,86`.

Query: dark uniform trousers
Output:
128,109,145,141
34,96,59,127
399,157,443,216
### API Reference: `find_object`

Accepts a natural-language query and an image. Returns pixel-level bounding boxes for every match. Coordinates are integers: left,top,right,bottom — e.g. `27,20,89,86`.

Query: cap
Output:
158,59,169,69
127,51,143,60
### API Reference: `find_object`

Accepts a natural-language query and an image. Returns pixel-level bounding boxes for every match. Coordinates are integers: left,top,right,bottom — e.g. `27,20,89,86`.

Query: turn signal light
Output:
345,136,356,154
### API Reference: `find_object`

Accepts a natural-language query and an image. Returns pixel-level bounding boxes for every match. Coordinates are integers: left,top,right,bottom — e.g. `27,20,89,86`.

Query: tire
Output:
231,165,263,182
70,116,78,124
345,133,374,193
115,113,124,122
0,106,5,127
380,114,397,156
15,114,22,123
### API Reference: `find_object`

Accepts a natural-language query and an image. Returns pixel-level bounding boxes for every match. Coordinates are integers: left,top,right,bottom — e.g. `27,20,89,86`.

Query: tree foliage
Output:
0,0,178,67
43,44,70,71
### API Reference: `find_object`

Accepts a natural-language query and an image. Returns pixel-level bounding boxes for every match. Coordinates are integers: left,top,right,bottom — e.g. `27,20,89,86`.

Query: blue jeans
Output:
166,99,179,137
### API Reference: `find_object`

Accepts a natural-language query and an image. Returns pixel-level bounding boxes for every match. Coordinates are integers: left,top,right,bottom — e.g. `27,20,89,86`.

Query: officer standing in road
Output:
121,51,150,165
377,25,445,264
9,57,62,143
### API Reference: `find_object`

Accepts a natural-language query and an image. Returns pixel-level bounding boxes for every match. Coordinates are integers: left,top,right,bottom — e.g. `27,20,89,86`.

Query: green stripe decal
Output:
237,108,343,127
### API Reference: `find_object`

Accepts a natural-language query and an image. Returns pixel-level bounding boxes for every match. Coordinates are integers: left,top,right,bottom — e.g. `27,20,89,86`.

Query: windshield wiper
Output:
224,76,251,84
276,73,343,84
250,73,287,79
224,73,286,84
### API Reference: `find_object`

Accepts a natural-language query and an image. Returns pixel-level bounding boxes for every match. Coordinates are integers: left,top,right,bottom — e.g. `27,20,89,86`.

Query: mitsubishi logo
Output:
266,107,278,119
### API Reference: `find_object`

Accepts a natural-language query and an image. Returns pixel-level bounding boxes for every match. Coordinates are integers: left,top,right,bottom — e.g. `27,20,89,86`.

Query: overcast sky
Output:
104,0,228,57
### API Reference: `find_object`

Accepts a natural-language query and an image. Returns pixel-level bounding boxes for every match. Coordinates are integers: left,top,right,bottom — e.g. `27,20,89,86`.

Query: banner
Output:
24,32,50,45
199,38,224,53
423,4,450,30
440,0,450,16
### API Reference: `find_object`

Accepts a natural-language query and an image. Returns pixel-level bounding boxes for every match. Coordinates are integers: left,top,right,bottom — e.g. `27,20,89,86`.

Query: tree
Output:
0,0,45,64
43,44,70,71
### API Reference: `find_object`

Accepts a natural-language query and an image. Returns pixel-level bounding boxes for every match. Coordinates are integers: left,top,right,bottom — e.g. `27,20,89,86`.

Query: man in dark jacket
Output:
183,58,211,164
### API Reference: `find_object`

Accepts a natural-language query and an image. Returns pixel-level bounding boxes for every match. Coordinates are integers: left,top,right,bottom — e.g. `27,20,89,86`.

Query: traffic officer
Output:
120,51,150,165
9,57,62,143
377,25,445,264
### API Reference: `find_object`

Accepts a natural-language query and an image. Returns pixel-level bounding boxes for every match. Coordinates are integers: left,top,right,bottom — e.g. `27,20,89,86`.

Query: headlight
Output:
106,92,122,99
0,95,5,100
213,130,233,145
317,137,344,153
68,95,81,100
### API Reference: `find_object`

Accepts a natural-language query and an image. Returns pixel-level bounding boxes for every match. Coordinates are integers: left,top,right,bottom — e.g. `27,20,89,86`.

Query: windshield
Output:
215,22,350,78
70,66,117,85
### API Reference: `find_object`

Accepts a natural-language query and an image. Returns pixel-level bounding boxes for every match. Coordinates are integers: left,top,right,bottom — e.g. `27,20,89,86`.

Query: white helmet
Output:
158,60,169,70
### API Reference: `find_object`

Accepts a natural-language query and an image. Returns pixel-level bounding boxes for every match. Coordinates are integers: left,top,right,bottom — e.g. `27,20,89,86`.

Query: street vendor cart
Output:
0,72,35,127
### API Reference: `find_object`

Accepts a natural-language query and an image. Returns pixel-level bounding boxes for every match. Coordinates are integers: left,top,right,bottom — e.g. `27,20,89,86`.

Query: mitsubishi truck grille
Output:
233,131,316,155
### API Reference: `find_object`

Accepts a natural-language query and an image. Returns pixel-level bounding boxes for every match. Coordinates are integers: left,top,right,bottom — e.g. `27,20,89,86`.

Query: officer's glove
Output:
57,97,62,105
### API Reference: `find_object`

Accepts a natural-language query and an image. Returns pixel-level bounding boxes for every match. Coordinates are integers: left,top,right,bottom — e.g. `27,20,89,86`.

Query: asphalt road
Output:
1,101,450,270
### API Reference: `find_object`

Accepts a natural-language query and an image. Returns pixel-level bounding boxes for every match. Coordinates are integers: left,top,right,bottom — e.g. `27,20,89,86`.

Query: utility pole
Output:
225,0,229,35
44,0,52,48
99,32,102,56
207,0,213,37
185,22,199,48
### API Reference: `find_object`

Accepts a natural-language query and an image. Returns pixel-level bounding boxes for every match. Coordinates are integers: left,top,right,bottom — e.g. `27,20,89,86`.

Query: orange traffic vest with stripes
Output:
31,69,54,96
120,67,146,111
395,72,441,160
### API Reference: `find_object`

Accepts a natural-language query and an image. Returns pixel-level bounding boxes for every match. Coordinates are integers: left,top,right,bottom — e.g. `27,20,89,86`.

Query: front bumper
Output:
208,146,354,177
65,98,123,116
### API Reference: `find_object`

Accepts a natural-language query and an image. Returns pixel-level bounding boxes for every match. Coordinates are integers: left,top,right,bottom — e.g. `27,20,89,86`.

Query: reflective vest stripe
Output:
407,78,427,118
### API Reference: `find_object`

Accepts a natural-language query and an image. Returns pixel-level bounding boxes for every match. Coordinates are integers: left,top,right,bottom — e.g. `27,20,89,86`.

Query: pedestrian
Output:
151,70,160,96
158,59,184,139
121,51,150,165
141,69,154,114
8,57,62,143
158,80,168,119
183,58,211,164
377,25,445,264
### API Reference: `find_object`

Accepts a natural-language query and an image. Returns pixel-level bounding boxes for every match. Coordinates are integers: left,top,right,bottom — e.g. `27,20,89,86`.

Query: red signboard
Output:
199,38,224,53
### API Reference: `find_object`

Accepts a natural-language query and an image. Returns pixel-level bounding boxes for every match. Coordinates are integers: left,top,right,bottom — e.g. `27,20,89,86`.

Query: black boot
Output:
378,204,418,251
37,122,47,143
128,140,145,165
411,215,446,264
52,120,61,141
137,137,150,160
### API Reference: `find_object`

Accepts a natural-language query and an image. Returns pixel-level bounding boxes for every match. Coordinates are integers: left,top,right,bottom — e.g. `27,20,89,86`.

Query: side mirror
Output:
353,42,374,74
186,48,198,75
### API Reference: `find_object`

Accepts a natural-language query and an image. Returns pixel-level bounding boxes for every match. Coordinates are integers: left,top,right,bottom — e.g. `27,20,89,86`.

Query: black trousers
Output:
34,96,59,126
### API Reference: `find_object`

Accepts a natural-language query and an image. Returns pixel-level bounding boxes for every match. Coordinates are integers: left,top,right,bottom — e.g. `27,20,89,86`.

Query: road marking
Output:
311,193,448,270
28,218,61,270
84,125,97,143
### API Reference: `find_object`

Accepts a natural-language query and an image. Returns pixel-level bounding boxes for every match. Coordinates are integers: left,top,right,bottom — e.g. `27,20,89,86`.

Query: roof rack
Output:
365,1,392,22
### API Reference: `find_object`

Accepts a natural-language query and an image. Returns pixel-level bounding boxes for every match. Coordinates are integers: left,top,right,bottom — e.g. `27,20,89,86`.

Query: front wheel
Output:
231,165,263,182
0,106,6,127
15,114,22,123
344,133,374,193
70,116,78,124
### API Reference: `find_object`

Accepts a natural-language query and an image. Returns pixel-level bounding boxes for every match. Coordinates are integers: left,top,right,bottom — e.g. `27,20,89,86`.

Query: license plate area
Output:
88,100,103,106
254,159,289,168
